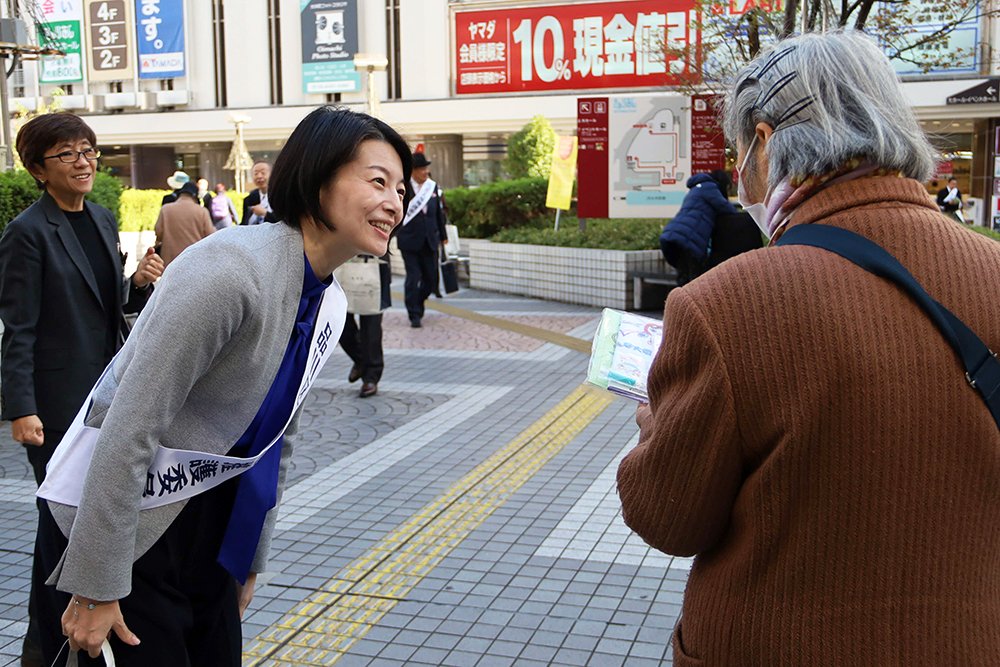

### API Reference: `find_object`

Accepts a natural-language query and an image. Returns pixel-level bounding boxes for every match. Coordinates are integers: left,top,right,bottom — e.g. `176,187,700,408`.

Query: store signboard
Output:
454,0,699,95
577,97,610,218
301,0,361,94
884,0,980,76
135,0,185,78
84,0,135,81
578,93,692,219
690,93,725,174
947,78,999,105
36,0,85,83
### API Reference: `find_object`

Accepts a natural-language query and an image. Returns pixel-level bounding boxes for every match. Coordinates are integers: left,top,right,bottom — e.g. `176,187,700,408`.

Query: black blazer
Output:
240,189,278,225
396,184,447,254
0,192,150,433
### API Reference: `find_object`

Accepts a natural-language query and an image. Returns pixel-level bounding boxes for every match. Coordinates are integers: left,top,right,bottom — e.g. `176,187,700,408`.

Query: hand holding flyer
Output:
586,309,663,402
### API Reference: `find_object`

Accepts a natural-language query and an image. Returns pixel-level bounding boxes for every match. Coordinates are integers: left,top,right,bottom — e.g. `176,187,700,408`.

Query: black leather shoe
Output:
348,365,362,383
410,318,422,328
360,382,378,398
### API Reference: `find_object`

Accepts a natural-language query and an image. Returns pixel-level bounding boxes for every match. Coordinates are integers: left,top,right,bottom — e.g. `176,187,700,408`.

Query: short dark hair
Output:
16,112,97,189
269,106,412,231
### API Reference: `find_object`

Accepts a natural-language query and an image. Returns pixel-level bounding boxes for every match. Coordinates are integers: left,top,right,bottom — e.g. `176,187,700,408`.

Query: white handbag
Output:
333,257,384,315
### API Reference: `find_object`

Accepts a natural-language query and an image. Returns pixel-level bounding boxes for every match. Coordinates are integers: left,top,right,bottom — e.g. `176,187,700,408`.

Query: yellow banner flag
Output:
546,135,579,210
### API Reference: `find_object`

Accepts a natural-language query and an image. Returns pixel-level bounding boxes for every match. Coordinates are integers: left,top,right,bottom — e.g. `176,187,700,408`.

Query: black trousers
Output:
37,479,243,667
339,313,384,384
401,250,438,320
24,429,64,660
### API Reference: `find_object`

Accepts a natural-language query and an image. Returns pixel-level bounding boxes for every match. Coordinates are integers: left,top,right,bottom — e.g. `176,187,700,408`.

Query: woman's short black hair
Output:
269,106,413,230
16,112,97,189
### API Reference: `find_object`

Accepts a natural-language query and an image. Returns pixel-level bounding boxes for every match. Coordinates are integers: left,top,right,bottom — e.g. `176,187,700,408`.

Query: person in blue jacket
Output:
660,170,735,284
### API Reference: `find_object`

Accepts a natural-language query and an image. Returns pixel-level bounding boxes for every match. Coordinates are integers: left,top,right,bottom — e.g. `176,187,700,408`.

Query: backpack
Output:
211,194,231,221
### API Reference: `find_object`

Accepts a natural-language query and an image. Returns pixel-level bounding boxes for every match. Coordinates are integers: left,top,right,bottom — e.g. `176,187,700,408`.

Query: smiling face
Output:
252,162,272,192
27,137,96,211
319,139,406,258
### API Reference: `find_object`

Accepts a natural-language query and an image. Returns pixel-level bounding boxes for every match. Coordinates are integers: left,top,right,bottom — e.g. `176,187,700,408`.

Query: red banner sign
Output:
690,94,726,174
455,0,699,95
577,97,610,218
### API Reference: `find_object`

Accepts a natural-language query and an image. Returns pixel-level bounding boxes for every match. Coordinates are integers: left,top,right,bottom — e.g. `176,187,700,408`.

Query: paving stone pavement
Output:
0,281,688,666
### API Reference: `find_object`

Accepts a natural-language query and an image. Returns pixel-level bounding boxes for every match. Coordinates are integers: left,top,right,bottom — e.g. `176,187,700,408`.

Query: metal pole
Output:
0,54,12,170
554,208,561,231
235,121,245,194
367,67,379,118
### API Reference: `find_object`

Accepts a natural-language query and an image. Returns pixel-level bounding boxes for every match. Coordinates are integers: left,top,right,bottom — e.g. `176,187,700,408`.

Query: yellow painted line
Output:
389,289,592,354
244,385,613,665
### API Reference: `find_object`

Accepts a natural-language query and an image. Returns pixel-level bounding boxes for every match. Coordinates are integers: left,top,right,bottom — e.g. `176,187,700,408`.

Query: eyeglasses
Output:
43,148,101,163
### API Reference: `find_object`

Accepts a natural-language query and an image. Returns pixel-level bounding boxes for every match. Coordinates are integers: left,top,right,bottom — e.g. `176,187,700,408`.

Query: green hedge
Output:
119,189,249,231
970,225,1000,243
444,177,551,238
490,218,664,251
119,189,168,232
0,169,122,235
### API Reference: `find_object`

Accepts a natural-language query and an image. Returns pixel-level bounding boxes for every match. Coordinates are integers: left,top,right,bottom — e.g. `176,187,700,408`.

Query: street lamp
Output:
224,114,253,193
353,54,387,118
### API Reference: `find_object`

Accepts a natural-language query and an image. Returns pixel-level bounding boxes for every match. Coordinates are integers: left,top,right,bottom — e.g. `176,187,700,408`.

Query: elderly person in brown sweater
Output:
153,181,215,266
618,31,1000,666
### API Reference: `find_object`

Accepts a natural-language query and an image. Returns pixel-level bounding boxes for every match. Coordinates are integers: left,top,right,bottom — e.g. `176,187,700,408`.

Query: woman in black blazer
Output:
0,112,162,665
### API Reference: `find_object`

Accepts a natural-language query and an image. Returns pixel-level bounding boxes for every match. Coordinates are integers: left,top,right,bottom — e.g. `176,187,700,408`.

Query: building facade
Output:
7,0,1000,218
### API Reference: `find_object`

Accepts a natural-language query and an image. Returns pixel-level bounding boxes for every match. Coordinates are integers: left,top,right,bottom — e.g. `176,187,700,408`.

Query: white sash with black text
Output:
37,284,348,510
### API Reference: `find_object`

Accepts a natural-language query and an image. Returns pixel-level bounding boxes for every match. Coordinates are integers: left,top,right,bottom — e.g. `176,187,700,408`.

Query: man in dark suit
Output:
936,177,963,223
396,153,447,327
240,160,278,225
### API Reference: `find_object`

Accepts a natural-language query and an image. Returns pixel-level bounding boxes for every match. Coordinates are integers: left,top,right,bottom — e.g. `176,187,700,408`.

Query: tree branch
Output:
782,0,799,38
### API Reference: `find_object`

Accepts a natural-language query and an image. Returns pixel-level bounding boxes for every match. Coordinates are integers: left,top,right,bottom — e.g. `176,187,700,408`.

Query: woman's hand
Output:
237,573,257,619
12,415,44,446
635,403,653,431
133,247,164,287
251,204,268,217
62,597,139,658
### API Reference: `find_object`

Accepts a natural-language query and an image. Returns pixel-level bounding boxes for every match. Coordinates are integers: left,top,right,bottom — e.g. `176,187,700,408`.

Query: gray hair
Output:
722,31,935,188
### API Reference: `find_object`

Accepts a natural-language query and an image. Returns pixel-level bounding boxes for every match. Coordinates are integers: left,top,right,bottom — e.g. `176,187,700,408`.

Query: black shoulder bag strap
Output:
775,223,1000,431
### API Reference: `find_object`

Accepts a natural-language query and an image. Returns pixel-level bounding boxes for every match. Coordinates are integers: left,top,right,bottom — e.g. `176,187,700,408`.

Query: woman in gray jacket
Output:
39,106,412,666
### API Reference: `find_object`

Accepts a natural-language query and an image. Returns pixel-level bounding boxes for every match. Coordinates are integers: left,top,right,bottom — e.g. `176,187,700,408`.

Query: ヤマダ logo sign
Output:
134,0,185,78
947,79,1000,105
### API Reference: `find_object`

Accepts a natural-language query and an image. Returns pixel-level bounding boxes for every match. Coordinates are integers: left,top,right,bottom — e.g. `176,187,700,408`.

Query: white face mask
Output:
737,135,770,238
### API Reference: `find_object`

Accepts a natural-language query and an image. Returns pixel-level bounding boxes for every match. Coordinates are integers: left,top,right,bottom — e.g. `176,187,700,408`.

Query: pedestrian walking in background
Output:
339,253,392,398
618,31,1000,666
153,181,215,267
41,105,410,667
210,183,239,230
160,171,189,206
197,178,214,210
658,170,736,284
396,152,447,328
937,177,964,223
0,111,161,667
241,161,277,225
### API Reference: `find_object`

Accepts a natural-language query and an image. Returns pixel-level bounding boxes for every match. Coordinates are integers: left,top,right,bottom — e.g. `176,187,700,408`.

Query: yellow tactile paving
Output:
243,385,613,665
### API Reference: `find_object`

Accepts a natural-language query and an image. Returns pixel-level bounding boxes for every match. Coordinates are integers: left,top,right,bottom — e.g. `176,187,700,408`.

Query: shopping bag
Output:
439,247,459,295
333,257,384,315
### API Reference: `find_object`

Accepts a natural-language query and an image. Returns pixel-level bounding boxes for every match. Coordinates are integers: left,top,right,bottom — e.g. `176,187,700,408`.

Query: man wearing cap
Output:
161,171,191,206
397,152,447,328
154,182,216,267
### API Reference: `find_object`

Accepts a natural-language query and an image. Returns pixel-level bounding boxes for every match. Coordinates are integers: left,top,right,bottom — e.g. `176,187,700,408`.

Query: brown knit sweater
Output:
618,176,1000,666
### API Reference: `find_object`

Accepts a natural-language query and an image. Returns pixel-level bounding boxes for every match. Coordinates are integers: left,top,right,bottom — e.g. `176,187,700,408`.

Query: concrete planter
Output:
468,240,670,310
